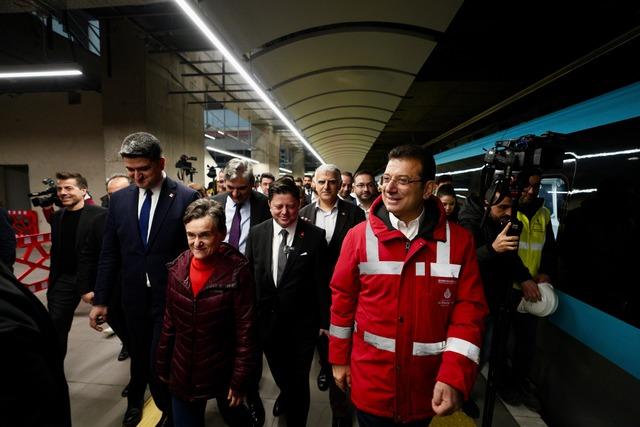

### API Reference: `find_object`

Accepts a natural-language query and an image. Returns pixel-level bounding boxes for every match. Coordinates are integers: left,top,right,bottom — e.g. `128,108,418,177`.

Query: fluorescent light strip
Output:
279,167,293,173
436,166,483,176
454,187,469,192
174,0,325,164
0,69,82,79
205,146,259,164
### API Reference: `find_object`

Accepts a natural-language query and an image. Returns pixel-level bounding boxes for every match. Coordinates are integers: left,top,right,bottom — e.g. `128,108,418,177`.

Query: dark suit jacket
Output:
0,208,16,270
299,198,366,269
0,262,71,427
48,204,107,291
245,219,328,343
93,177,198,316
212,190,271,228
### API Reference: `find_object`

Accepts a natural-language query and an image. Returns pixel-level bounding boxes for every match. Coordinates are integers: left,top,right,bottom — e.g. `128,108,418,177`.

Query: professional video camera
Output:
28,178,60,208
206,165,217,179
176,154,198,182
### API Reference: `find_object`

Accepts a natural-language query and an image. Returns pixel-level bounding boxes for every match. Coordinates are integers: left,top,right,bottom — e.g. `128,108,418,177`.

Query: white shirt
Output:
355,198,371,220
314,200,339,244
389,208,424,241
137,172,165,287
137,172,165,242
223,196,252,254
271,220,297,286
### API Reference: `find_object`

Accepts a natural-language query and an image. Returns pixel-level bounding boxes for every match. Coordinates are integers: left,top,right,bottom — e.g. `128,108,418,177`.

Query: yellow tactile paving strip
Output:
138,396,476,426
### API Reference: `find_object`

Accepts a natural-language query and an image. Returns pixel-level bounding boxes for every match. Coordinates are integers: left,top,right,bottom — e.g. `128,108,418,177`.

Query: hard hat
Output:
517,282,558,317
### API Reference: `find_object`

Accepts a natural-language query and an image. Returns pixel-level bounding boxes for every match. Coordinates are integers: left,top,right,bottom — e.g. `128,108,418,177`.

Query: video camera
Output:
176,154,197,182
28,178,60,208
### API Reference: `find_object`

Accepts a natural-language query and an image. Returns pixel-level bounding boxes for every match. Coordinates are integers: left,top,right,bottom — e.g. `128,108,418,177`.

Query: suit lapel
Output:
147,178,177,250
331,199,348,247
279,221,304,287
308,202,318,223
262,220,275,288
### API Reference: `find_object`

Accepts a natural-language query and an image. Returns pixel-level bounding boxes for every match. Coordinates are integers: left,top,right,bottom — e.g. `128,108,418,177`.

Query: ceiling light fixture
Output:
279,167,293,174
174,0,325,165
205,145,259,164
0,65,83,79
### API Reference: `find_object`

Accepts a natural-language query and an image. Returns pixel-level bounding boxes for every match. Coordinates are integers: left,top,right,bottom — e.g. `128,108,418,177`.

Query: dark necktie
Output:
228,203,242,249
139,189,152,247
276,229,289,285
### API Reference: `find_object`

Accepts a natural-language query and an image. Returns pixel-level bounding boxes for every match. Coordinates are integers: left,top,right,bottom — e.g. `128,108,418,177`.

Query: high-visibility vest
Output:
517,206,551,278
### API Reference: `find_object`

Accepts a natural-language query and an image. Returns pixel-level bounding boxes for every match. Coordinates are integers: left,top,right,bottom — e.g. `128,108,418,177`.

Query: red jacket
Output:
329,196,487,422
156,244,256,401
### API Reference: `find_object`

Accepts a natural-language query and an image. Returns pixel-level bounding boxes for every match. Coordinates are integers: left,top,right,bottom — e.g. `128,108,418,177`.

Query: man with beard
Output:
352,170,379,219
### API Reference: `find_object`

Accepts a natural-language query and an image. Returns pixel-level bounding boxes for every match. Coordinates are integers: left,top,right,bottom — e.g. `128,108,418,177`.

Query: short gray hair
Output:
105,173,130,189
183,198,226,235
223,158,254,185
119,132,163,160
314,164,342,182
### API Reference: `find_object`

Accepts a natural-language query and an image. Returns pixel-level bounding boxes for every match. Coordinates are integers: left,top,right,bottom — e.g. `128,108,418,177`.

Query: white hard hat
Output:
517,282,558,317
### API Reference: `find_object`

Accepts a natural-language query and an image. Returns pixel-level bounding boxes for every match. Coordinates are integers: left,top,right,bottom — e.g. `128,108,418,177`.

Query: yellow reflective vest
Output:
516,206,551,279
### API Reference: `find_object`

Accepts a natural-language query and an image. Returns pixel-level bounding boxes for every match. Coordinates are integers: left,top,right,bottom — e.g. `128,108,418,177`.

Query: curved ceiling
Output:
197,0,463,172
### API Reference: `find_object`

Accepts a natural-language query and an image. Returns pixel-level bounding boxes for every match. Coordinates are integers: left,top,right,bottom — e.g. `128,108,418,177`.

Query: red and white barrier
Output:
15,232,51,293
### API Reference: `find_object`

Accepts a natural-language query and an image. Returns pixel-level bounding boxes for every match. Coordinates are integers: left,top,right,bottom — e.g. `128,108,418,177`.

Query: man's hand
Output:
227,388,243,407
431,381,462,416
521,279,542,302
81,291,94,305
332,364,351,392
319,328,329,337
492,222,520,253
89,305,108,331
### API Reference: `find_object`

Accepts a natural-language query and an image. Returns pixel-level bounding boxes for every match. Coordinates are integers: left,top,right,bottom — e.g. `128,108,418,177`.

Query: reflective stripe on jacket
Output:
516,206,550,278
329,196,488,422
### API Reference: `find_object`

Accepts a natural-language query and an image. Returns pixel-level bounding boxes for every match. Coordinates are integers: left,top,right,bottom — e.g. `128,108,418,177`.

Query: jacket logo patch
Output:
438,287,454,307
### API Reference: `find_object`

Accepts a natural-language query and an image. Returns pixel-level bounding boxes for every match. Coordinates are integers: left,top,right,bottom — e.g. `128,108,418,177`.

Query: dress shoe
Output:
122,403,143,427
272,393,286,417
155,412,173,427
317,367,329,391
121,384,129,398
332,415,352,426
245,394,265,427
118,345,130,361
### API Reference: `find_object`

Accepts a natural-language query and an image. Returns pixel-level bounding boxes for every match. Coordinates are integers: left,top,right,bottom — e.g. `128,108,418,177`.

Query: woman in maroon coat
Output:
156,198,256,427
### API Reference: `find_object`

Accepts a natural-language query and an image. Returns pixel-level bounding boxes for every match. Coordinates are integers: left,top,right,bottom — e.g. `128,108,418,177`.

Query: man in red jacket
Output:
330,145,488,426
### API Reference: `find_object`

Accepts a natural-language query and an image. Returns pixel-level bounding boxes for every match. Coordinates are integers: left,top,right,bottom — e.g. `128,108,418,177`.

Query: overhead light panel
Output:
0,64,82,79
174,0,325,165
206,145,259,164
279,167,293,174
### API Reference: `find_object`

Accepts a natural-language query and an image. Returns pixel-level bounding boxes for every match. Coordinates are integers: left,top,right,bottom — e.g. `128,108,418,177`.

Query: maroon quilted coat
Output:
156,243,256,401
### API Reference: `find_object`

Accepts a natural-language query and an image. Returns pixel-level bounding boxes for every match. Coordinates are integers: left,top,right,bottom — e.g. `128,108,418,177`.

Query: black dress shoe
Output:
245,395,265,427
317,367,329,391
155,412,173,427
272,393,286,417
332,415,352,427
118,345,130,361
121,384,129,398
122,404,142,427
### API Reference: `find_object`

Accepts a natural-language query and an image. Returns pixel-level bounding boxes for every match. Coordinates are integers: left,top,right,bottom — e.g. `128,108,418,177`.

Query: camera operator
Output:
458,181,536,416
48,172,106,359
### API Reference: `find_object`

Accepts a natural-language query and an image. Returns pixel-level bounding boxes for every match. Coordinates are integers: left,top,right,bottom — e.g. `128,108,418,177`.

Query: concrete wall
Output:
0,91,105,232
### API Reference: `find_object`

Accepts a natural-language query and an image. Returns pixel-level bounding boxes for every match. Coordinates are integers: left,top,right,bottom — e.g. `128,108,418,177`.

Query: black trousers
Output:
263,332,317,427
47,274,80,359
124,290,170,413
107,280,129,350
317,333,353,418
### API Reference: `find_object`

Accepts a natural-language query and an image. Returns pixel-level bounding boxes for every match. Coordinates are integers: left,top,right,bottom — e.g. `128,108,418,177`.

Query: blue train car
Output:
435,82,640,426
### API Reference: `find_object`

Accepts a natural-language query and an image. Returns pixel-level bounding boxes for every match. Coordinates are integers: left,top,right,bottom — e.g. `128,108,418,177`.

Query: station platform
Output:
31,290,545,427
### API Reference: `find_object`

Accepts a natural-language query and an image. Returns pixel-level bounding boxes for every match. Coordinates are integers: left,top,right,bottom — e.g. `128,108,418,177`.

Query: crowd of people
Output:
0,131,557,427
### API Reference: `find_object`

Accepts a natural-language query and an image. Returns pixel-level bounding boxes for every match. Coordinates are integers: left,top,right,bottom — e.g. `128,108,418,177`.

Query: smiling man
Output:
47,172,106,360
329,145,487,426
245,177,328,427
90,132,198,427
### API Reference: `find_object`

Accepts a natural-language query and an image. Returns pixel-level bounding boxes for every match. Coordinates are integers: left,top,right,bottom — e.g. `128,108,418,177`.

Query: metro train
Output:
434,82,640,426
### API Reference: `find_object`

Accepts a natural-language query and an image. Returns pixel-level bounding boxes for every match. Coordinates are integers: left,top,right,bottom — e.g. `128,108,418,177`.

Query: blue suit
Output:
94,176,198,411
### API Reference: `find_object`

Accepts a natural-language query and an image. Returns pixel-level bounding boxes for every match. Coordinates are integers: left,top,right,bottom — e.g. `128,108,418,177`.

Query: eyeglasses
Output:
354,183,376,189
381,175,423,186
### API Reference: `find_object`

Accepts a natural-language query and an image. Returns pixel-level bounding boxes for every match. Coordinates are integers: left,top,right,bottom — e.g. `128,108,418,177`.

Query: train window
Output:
540,177,567,238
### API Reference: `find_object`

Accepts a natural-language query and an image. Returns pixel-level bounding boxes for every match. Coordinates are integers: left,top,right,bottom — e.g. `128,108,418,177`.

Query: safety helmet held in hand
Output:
517,282,558,317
